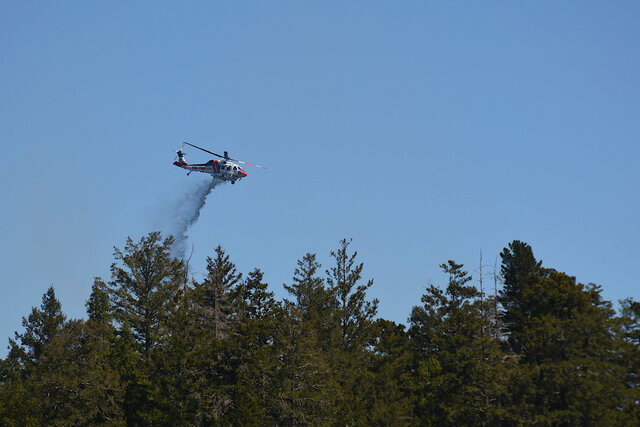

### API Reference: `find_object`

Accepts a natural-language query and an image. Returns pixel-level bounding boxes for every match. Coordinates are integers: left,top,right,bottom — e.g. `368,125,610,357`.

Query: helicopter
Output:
173,142,267,184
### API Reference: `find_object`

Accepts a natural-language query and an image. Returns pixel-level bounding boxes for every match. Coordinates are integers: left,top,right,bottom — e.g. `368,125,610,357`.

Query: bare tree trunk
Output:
479,249,485,338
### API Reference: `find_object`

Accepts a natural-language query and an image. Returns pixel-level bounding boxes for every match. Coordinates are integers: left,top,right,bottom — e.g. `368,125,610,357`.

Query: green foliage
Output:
1,287,124,425
321,238,384,424
0,349,40,427
108,232,186,360
106,232,187,424
326,238,379,351
183,245,243,422
498,242,639,425
367,319,416,425
86,277,112,326
276,252,339,424
410,260,506,425
193,244,242,340
619,298,640,421
1,236,639,424
499,240,542,353
226,268,281,424
38,320,124,425
15,286,66,367
272,302,339,425
284,253,332,328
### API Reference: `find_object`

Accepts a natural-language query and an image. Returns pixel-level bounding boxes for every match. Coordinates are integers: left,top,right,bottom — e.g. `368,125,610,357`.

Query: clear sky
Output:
1,1,639,355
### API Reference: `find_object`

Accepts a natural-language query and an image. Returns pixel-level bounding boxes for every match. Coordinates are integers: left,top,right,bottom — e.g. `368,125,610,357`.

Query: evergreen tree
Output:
192,245,242,340
183,245,242,423
37,320,124,425
409,261,505,425
499,240,542,353
108,232,185,361
284,253,334,348
155,281,204,424
86,277,113,329
14,286,66,368
0,287,67,424
273,253,338,425
498,241,636,424
273,302,338,425
107,232,186,425
0,286,66,425
227,268,281,424
619,298,640,420
2,286,124,425
367,319,416,425
326,238,379,351
0,351,39,426
325,238,380,424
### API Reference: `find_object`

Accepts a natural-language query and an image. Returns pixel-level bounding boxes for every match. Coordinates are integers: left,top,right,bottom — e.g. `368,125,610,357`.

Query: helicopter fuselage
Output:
173,157,247,184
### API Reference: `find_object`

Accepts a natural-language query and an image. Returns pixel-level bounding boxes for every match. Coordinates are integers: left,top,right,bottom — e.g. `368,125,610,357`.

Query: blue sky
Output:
1,1,639,354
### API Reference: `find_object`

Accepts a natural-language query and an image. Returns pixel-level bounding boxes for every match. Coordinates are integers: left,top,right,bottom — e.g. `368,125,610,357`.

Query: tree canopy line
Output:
1,233,639,426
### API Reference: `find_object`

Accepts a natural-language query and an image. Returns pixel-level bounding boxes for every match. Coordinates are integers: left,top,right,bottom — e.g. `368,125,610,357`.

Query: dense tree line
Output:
1,233,639,425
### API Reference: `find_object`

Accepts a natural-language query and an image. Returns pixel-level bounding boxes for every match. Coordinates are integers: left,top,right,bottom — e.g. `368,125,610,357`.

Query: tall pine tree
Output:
325,238,379,424
275,253,338,425
107,232,186,425
498,241,636,424
409,261,505,425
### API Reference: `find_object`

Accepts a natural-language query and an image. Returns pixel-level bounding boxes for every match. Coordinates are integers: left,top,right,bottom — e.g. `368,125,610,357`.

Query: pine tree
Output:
0,286,67,424
325,238,380,424
107,232,186,425
272,253,339,425
409,261,505,425
499,240,542,353
86,278,113,329
326,238,379,351
108,232,185,361
367,319,416,425
619,298,640,420
284,253,334,348
156,281,204,424
227,268,281,424
498,241,636,424
0,353,39,426
182,245,242,423
0,286,66,425
38,320,125,425
273,303,338,425
15,286,66,368
192,245,242,340
2,286,124,425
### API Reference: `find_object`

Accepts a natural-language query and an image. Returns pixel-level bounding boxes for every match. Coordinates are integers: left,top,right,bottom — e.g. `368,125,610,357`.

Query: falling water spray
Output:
166,178,223,258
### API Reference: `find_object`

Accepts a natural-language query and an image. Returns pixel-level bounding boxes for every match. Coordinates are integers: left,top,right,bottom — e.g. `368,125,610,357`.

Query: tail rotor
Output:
174,144,186,160
173,144,187,164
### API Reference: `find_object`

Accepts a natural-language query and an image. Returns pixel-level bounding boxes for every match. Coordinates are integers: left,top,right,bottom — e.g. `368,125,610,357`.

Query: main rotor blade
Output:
183,142,225,159
184,141,268,169
233,159,269,170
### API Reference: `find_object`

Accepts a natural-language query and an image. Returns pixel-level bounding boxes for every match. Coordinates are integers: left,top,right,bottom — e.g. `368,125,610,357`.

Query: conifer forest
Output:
1,233,639,426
